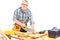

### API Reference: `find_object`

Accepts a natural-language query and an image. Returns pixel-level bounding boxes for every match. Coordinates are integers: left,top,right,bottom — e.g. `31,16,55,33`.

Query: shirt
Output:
13,7,34,25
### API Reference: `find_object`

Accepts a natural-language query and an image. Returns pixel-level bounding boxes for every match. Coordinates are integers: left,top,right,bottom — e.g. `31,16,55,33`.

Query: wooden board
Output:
10,31,60,40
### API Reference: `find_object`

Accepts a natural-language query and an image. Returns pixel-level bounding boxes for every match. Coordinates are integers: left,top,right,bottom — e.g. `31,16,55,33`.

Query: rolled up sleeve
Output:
13,10,18,21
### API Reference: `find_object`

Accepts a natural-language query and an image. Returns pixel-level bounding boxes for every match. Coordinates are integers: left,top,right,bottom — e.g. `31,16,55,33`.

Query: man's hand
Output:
31,24,35,31
21,24,26,30
30,24,37,34
21,24,26,27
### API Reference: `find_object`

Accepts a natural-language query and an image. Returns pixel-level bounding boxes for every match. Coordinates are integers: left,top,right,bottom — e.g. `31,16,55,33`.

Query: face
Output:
21,1,28,11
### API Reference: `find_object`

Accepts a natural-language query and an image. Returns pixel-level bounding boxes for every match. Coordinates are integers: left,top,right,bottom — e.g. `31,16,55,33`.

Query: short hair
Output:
21,0,28,4
21,0,28,6
24,0,28,3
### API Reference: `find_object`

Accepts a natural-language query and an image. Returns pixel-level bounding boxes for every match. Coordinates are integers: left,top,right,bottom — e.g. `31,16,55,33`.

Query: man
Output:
13,0,35,32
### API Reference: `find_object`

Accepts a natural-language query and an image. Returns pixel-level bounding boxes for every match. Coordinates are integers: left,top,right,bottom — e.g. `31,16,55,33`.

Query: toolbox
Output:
48,30,60,38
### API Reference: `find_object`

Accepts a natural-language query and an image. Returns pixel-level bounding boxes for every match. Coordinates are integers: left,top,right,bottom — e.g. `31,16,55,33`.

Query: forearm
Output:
31,24,35,31
14,19,22,25
14,19,26,28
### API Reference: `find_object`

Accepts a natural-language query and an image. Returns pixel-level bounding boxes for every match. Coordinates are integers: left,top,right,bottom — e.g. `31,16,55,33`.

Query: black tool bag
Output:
48,27,60,38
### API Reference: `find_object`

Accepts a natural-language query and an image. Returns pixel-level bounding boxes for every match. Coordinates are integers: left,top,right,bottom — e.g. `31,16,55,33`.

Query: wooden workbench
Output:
11,31,60,40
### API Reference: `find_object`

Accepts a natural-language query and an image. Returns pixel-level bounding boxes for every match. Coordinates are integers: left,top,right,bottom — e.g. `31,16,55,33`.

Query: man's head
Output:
21,0,28,12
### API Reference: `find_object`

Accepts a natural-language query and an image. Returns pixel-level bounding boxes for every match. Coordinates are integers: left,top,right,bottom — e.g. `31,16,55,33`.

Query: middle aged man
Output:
13,0,35,32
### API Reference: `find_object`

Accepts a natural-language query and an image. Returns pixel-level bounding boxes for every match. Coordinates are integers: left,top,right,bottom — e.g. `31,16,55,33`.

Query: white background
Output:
0,0,60,32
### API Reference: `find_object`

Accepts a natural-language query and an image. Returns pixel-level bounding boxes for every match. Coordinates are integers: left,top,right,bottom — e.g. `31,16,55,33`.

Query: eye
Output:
22,4,28,6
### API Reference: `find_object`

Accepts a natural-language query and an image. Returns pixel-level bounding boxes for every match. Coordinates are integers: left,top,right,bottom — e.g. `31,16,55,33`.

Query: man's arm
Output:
13,9,22,25
14,19,22,25
30,24,35,32
13,9,26,26
29,11,35,32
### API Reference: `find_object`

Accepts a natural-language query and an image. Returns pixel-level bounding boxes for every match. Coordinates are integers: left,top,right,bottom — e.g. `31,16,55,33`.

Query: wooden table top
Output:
11,31,60,40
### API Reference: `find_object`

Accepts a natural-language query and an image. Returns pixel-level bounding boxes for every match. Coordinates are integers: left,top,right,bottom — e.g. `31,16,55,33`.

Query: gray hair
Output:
22,0,28,3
